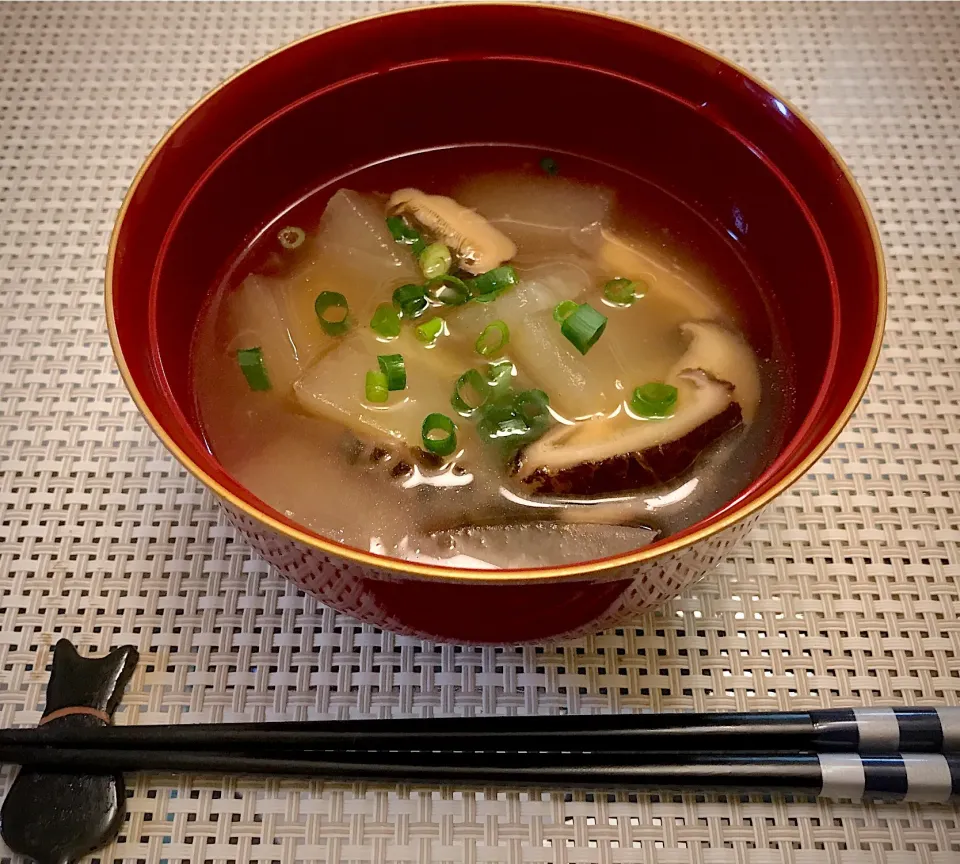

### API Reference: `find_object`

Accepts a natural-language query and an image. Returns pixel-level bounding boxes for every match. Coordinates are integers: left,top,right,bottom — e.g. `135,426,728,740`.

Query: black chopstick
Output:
4,707,956,755
2,745,957,803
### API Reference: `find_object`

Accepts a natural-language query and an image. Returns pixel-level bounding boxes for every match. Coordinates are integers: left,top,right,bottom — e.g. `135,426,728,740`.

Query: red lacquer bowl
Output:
106,4,884,644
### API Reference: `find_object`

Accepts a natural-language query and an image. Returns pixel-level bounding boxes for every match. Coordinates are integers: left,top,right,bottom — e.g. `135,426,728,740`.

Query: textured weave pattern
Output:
1,1,959,861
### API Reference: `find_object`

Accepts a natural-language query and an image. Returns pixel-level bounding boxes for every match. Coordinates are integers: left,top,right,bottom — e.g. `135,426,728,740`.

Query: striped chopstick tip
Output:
815,707,960,753
818,754,959,803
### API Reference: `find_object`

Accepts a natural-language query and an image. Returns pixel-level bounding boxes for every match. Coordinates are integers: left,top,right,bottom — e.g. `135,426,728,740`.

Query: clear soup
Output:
191,146,791,569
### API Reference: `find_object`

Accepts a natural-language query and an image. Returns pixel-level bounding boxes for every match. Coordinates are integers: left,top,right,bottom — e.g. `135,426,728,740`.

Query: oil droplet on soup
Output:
191,147,791,569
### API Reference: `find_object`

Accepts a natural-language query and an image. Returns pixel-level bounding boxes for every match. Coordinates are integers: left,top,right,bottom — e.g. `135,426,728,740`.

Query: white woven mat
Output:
1,1,959,860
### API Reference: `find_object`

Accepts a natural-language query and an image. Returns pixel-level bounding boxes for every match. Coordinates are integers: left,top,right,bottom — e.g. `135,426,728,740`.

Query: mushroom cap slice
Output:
387,188,517,275
514,371,742,495
670,321,761,423
512,316,761,496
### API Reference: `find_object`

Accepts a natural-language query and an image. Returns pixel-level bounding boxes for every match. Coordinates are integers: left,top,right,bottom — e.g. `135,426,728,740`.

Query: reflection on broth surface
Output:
192,146,791,568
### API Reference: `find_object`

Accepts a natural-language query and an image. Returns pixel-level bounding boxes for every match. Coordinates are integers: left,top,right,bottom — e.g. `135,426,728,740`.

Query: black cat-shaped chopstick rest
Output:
1,639,138,864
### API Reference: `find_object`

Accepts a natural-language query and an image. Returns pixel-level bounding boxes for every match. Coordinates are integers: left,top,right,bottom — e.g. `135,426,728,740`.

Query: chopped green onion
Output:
475,393,531,446
392,283,428,319
419,242,452,279
377,354,406,391
515,388,550,424
560,303,607,355
485,359,515,399
365,370,389,403
553,300,578,323
475,320,510,357
539,156,559,176
416,316,444,344
472,289,505,303
314,291,351,336
603,278,641,306
370,302,401,338
237,347,271,391
479,393,517,423
425,274,470,306
492,390,550,446
451,369,489,416
467,265,519,297
478,412,530,443
630,382,678,419
475,387,552,453
421,413,457,457
387,215,427,256
277,226,306,250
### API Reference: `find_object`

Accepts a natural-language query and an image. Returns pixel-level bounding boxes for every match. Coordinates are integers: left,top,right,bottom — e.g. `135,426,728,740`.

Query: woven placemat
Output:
1,1,959,860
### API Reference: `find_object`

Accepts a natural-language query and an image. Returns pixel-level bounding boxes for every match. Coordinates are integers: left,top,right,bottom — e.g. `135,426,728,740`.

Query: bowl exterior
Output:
222,501,758,644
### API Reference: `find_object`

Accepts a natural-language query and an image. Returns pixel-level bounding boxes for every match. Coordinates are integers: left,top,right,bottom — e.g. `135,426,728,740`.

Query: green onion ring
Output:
514,389,550,423
426,274,470,306
475,320,510,357
451,369,490,416
421,413,458,457
277,226,306,250
630,381,678,419
370,303,401,338
416,317,445,344
392,283,428,319
386,216,426,256
314,291,351,336
237,347,271,391
553,300,578,323
467,265,519,297
419,243,453,280
485,359,515,400
560,303,607,355
365,370,389,403
377,354,406,391
603,278,639,306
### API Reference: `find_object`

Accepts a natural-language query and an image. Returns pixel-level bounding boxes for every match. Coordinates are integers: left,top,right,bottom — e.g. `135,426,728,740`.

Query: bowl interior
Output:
110,5,882,573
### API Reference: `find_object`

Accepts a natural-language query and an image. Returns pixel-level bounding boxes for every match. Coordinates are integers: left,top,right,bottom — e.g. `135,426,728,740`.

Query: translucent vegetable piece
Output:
222,274,328,396
228,413,414,547
293,330,472,447
592,230,736,392
291,190,423,324
449,261,627,418
317,190,421,277
598,229,724,321
454,173,614,259
450,260,588,339
392,521,658,569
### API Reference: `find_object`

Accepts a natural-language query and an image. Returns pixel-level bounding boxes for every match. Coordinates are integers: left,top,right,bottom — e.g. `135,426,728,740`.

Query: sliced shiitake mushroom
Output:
387,188,517,275
512,320,758,496
515,371,742,495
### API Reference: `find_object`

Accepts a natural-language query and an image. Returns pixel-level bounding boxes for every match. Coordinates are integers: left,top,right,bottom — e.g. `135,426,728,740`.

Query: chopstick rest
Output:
0,638,138,864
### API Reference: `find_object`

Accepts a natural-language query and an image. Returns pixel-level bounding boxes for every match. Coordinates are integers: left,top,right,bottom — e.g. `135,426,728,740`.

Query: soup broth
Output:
191,147,790,568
